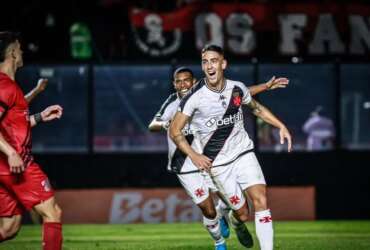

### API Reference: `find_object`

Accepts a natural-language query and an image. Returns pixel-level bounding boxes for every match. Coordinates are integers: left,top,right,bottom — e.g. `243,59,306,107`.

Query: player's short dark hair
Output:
173,66,194,80
0,31,21,62
201,44,224,56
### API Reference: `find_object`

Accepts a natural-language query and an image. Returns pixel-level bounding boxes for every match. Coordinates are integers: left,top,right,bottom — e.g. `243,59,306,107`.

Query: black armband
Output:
34,113,43,123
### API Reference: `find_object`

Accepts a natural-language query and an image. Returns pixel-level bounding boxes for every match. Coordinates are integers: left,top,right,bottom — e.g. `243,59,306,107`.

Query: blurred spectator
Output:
303,106,335,151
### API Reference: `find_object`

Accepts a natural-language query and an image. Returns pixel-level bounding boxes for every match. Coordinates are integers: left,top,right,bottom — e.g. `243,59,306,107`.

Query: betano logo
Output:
109,192,202,223
206,111,243,128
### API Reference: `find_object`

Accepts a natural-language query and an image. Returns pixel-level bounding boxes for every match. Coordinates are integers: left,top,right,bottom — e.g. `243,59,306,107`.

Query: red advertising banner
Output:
129,3,370,58
55,187,315,224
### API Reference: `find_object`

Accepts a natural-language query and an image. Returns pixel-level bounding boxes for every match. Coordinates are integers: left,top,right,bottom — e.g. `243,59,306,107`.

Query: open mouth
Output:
208,71,216,80
179,88,189,95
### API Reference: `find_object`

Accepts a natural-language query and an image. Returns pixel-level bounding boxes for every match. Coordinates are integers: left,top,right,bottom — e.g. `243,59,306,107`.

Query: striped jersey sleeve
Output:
155,93,178,121
237,81,252,105
178,79,204,117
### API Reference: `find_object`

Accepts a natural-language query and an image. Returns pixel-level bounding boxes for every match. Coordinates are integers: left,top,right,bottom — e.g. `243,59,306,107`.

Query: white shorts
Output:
177,171,217,204
209,152,266,210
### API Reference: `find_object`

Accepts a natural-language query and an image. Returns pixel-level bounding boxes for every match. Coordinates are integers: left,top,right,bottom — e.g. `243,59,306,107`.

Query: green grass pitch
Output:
1,221,369,249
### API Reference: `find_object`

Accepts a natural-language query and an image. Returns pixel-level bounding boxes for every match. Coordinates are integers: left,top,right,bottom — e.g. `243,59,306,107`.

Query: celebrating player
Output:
150,65,288,250
0,31,63,250
170,45,292,250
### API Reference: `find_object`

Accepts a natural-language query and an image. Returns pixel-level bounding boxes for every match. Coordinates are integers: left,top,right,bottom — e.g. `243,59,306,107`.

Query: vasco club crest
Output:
131,11,182,57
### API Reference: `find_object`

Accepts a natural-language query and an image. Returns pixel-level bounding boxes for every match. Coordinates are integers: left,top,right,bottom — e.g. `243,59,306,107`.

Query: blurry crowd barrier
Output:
54,187,315,224
18,63,370,153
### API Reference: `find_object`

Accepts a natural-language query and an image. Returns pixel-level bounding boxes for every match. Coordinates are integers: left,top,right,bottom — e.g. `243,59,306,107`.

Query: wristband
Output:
34,113,43,123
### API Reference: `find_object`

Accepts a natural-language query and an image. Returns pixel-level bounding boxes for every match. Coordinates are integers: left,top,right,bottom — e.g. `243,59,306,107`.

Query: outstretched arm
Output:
148,118,170,132
30,105,63,127
249,76,289,96
169,112,212,171
25,79,48,103
246,98,292,152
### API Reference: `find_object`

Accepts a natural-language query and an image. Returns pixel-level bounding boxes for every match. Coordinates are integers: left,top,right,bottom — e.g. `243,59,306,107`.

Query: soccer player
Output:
0,31,63,250
170,45,292,250
150,66,288,250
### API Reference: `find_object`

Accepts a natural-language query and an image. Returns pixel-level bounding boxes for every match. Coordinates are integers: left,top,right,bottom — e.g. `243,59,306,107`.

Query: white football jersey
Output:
155,93,200,174
179,78,254,167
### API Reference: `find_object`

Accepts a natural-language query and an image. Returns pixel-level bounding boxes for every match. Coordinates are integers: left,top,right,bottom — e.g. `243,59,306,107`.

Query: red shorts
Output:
0,162,54,216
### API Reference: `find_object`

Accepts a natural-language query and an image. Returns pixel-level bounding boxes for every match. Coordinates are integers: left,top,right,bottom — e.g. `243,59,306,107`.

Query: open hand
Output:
36,78,48,92
279,126,292,152
8,152,25,174
266,76,289,90
190,152,212,172
41,105,63,122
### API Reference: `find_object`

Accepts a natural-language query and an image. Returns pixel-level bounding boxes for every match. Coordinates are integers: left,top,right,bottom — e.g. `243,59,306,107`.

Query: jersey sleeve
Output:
0,83,17,114
240,82,252,105
154,93,177,121
160,103,176,122
178,94,197,117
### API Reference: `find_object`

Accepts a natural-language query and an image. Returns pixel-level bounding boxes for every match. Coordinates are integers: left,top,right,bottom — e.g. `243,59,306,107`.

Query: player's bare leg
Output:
33,196,62,250
0,215,21,242
198,195,227,249
245,184,273,250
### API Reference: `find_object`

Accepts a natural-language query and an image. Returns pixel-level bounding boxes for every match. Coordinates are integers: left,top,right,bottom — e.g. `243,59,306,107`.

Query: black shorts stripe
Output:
169,135,194,173
203,85,244,161
155,93,177,118
176,149,254,175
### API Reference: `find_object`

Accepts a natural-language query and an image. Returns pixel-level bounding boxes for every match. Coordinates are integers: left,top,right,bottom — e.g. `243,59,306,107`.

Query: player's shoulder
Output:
0,73,17,93
227,78,247,88
0,73,15,86
183,78,206,99
162,92,179,107
227,78,249,93
156,92,178,117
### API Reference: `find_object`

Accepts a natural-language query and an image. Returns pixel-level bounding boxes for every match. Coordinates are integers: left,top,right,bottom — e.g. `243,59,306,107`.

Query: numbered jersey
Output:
179,78,254,167
155,93,200,174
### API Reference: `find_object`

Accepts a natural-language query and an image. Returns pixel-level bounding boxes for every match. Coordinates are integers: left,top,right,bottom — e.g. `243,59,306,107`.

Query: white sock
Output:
255,209,273,250
203,214,225,245
216,199,230,218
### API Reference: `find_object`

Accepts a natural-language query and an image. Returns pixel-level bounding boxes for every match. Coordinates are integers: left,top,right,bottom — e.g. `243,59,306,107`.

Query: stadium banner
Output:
129,3,370,59
55,187,315,224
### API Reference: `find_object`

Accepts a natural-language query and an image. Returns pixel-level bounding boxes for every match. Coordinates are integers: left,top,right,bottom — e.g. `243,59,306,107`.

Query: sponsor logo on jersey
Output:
205,110,243,128
182,128,195,136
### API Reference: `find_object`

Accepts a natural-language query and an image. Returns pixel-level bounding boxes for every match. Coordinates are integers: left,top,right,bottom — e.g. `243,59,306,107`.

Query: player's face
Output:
201,51,226,87
12,40,23,68
173,71,194,97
